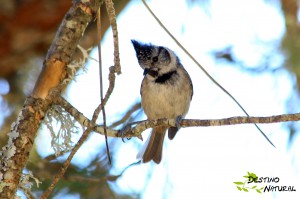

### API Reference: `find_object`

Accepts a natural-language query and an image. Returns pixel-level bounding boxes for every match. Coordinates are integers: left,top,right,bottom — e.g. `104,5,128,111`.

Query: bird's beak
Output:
143,68,149,76
143,68,158,77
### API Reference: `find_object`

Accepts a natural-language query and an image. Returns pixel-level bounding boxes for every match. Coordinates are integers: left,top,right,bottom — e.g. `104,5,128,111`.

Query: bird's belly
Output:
141,83,191,120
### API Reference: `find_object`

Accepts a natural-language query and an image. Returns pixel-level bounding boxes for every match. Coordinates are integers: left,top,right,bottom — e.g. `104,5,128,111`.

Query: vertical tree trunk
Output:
0,0,101,197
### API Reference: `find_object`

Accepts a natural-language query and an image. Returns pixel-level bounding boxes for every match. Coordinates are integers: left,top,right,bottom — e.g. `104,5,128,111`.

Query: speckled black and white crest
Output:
131,40,172,70
131,40,154,62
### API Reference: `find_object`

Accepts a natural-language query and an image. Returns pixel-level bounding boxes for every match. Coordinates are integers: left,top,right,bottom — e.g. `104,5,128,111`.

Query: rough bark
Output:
0,0,102,197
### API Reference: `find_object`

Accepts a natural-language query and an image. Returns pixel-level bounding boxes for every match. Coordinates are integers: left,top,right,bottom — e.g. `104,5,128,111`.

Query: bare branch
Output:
120,113,300,138
40,126,94,199
65,161,140,183
0,0,107,195
54,95,117,137
105,0,121,74
42,38,118,199
141,0,274,147
109,102,141,128
53,94,300,139
97,6,111,164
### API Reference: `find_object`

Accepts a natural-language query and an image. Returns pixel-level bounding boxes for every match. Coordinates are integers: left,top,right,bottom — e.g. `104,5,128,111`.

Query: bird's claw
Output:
119,124,132,142
175,115,183,129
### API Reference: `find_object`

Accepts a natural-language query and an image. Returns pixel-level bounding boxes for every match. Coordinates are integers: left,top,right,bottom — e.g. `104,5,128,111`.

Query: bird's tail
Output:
137,126,167,164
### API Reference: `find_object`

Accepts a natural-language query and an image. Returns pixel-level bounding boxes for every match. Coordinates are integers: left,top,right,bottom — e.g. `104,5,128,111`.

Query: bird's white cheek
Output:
145,74,156,81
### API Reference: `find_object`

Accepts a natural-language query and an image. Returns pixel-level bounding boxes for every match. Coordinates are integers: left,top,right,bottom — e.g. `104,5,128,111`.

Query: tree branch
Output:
105,0,121,74
0,0,102,198
108,102,141,128
42,43,118,199
141,0,277,148
54,94,300,139
117,113,300,138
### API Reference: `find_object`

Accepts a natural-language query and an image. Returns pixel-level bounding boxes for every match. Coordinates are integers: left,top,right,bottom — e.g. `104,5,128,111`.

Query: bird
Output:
131,40,193,164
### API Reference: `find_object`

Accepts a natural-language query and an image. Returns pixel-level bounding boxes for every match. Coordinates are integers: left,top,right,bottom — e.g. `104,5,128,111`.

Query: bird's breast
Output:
141,75,191,120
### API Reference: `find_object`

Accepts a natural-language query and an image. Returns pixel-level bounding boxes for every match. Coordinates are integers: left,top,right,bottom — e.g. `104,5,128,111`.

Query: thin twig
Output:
122,113,300,138
42,41,118,199
97,7,112,165
92,66,116,122
54,95,117,137
105,0,121,74
109,102,141,128
106,161,141,181
42,66,117,198
40,127,94,199
52,97,300,138
141,0,275,148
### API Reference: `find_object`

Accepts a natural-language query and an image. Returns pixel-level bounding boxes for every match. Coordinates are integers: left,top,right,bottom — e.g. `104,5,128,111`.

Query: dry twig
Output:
105,0,121,74
41,66,117,198
141,0,275,147
53,95,300,139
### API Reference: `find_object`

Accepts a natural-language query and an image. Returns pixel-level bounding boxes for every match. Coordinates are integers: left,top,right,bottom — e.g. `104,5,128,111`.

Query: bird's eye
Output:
152,57,158,62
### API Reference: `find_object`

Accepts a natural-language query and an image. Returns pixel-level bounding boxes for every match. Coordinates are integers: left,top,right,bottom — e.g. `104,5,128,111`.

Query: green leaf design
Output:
234,172,264,194
256,189,261,194
234,182,244,185
248,172,257,179
243,188,249,192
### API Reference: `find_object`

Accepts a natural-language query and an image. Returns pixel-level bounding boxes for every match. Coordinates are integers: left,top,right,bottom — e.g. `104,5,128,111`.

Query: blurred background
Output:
0,0,300,198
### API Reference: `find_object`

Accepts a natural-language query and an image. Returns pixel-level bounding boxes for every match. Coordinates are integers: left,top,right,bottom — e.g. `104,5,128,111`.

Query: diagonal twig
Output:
97,6,112,164
53,96,300,140
141,0,275,148
105,0,121,74
42,63,117,198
